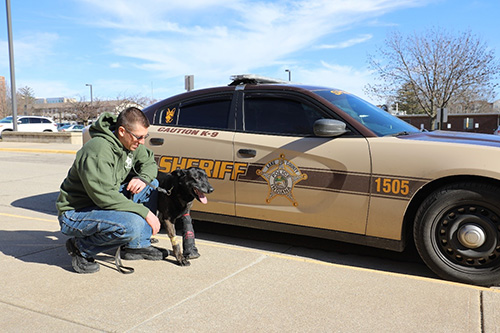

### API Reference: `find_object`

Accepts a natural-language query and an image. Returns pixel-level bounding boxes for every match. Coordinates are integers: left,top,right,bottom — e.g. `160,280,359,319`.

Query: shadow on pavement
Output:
0,225,437,280
0,229,127,274
5,192,438,280
11,192,59,215
0,229,73,272
192,220,438,281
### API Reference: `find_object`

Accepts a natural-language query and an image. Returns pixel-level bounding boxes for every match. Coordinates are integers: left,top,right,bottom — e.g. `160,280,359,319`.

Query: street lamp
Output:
285,69,291,81
6,0,18,131
85,84,93,104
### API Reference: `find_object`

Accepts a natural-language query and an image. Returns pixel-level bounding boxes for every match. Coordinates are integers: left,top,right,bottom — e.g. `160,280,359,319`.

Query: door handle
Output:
149,138,164,146
238,149,257,157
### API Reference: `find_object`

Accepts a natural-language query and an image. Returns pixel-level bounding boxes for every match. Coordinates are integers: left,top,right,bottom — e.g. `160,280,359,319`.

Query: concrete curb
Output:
1,132,82,145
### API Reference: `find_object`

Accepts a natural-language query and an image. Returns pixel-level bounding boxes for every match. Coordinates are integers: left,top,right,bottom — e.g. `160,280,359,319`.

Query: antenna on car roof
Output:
229,74,289,86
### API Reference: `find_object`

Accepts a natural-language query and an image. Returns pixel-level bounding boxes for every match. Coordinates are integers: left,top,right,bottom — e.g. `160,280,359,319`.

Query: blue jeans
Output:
58,179,159,258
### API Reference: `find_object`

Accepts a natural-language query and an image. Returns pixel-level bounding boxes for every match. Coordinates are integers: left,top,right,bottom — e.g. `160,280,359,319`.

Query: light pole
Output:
285,69,291,81
6,0,18,131
85,83,93,104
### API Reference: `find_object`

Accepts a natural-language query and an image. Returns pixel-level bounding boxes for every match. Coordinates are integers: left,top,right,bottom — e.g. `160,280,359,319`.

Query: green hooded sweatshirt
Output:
56,112,158,218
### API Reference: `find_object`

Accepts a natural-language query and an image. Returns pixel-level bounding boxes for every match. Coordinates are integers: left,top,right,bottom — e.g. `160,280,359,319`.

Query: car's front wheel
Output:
414,182,500,286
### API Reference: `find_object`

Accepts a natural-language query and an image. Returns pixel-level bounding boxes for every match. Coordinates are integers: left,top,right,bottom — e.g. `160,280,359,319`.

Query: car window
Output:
29,118,42,123
244,96,325,136
41,118,51,123
312,89,419,136
19,118,30,124
156,96,232,130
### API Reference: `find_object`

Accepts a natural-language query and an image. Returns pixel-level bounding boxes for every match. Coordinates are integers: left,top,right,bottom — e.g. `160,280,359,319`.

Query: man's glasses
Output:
124,127,150,141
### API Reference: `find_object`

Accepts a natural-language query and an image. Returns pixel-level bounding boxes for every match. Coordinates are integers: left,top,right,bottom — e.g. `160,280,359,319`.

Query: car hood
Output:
398,130,500,148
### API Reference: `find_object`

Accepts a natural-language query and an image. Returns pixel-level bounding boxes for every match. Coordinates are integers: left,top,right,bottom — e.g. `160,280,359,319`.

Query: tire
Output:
414,182,500,286
0,129,12,139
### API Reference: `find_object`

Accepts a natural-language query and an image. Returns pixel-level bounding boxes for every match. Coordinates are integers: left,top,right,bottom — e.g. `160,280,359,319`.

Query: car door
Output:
29,117,44,132
233,92,371,235
17,117,31,132
145,93,237,216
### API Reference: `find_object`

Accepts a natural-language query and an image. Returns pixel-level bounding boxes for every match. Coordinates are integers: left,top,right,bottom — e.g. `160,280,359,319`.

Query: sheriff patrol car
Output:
132,75,500,286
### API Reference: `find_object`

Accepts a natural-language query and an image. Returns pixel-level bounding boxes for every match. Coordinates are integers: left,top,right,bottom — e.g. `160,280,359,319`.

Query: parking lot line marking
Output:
4,211,500,292
0,148,76,154
0,212,55,223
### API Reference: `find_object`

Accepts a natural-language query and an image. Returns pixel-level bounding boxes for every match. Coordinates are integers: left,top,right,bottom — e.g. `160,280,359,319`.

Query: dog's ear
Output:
196,168,208,178
157,171,168,184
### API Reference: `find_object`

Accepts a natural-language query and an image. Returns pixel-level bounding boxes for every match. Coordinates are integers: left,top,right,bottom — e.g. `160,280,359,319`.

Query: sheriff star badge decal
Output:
256,154,307,207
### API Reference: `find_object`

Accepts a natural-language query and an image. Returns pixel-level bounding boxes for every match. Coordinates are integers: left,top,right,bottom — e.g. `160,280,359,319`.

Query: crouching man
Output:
56,107,166,273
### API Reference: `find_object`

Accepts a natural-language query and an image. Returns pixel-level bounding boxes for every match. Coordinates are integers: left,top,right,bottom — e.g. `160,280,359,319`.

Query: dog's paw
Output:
178,257,191,266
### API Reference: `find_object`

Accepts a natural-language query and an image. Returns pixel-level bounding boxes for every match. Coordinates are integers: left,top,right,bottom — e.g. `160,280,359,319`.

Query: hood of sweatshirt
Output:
88,112,125,151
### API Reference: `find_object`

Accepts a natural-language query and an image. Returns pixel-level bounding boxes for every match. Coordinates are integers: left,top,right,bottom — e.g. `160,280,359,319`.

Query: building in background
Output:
35,97,76,104
394,99,500,134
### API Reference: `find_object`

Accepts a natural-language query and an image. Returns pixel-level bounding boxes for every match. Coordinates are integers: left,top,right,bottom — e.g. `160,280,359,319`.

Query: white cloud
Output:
13,33,59,67
92,79,155,99
4,0,429,100
318,34,373,49
0,33,59,72
100,1,421,81
292,61,377,102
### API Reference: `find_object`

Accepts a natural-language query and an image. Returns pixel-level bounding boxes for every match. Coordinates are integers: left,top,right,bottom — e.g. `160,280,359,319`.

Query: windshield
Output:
312,89,419,136
0,116,13,124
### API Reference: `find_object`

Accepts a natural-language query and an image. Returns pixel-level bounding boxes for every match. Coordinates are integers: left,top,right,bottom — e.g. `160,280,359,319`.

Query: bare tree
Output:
365,28,500,128
63,93,157,125
17,86,36,115
69,97,104,125
114,93,157,111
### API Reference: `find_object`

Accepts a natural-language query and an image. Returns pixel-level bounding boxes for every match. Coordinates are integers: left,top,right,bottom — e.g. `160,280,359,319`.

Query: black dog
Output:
157,167,214,266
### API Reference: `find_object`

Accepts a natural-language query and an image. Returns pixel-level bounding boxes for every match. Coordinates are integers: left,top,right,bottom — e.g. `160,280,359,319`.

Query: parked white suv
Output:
0,116,58,138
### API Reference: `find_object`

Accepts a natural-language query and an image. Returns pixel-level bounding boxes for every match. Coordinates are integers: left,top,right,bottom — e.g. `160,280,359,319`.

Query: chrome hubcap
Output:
458,224,486,249
435,204,500,267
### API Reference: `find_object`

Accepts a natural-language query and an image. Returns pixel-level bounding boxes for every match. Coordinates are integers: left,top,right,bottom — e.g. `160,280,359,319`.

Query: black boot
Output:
65,238,100,274
121,246,168,260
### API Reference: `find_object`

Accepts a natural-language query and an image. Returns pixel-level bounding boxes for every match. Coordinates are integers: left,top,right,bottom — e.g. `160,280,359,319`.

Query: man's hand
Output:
146,211,161,235
127,177,146,194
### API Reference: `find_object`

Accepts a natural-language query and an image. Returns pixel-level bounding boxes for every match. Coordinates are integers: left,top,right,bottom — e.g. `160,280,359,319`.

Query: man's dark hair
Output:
116,107,150,130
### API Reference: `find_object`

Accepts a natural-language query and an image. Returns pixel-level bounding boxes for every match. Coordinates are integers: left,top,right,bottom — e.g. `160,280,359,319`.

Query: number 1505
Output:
374,178,410,196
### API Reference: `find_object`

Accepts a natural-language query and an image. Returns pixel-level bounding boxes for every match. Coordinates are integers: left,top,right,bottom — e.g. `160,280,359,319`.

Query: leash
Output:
131,164,173,195
114,246,135,274
141,177,172,195
114,167,172,274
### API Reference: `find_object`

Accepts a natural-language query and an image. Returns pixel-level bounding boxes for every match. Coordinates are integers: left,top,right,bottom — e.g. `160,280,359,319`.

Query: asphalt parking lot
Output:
1,141,500,332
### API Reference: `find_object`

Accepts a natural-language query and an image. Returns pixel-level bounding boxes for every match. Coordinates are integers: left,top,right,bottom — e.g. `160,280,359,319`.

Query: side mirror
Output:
313,119,348,137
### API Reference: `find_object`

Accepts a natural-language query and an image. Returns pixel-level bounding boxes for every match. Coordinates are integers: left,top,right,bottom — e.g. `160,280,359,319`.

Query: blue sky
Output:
1,0,499,105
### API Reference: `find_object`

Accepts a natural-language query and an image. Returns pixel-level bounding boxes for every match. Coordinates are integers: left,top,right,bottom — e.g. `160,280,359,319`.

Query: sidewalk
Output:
1,141,500,332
